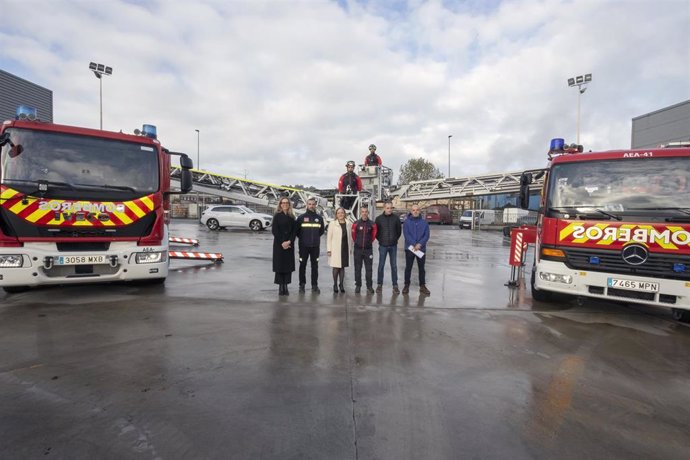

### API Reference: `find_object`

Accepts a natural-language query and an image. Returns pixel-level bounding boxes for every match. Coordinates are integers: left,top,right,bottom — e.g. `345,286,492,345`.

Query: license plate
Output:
607,278,659,293
55,255,108,266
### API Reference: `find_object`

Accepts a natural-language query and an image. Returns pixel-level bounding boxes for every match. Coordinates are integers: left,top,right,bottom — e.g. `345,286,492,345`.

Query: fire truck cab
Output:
0,105,193,292
520,138,690,322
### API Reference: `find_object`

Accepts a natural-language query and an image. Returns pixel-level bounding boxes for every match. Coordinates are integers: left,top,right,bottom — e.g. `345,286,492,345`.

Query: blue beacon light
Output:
589,256,600,265
142,124,157,139
550,138,565,151
16,105,38,121
673,263,686,273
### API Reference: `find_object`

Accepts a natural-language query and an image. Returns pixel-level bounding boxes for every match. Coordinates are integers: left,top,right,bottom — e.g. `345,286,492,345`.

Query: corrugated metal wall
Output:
0,69,53,123
631,100,690,148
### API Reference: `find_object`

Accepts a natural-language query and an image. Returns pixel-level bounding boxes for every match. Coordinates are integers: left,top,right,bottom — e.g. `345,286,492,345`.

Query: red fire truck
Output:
0,105,193,293
519,138,690,322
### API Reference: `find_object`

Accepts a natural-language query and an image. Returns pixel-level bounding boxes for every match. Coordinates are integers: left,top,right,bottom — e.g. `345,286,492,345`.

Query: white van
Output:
459,210,496,229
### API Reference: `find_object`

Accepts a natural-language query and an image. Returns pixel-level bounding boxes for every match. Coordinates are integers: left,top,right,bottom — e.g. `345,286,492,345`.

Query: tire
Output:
249,219,263,231
530,265,554,302
3,286,29,294
206,218,220,231
671,308,690,323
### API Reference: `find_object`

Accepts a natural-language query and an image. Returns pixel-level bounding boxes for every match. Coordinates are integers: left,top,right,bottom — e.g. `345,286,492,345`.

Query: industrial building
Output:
0,69,53,123
632,99,690,148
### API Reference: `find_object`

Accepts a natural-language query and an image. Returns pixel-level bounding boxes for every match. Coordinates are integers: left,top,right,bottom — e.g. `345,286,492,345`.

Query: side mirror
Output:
180,155,193,170
10,144,24,158
0,132,23,157
180,169,193,194
519,172,532,209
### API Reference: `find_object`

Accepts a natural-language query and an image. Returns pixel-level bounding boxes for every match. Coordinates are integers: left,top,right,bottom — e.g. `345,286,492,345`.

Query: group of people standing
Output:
272,197,431,297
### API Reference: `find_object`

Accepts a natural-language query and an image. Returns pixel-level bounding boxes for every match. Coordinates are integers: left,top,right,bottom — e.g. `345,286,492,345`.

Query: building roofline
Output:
632,99,690,121
0,68,53,94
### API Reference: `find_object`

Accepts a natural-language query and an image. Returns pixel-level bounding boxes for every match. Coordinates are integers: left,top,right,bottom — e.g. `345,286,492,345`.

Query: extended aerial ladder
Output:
397,169,545,202
170,167,332,218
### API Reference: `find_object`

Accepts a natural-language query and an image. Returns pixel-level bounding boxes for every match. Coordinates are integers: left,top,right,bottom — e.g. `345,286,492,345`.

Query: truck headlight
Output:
539,272,572,284
135,251,167,264
0,255,23,268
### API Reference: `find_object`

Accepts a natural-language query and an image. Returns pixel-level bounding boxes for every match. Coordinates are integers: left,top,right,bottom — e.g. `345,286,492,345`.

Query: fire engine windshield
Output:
0,128,159,198
547,157,690,218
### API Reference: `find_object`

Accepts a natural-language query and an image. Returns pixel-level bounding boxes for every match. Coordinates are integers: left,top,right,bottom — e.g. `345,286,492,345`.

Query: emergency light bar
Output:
16,105,37,121
548,138,584,159
134,124,158,139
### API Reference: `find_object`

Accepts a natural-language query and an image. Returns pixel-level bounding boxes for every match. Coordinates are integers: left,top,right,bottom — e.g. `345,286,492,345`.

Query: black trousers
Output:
353,247,373,288
404,250,426,285
299,245,320,286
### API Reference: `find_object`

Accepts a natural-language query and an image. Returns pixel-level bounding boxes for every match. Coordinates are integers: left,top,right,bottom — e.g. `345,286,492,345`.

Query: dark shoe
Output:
420,285,431,295
339,283,345,293
278,284,285,296
284,286,289,296
402,284,410,295
366,287,375,294
312,285,320,294
299,284,305,293
334,283,339,293
376,284,382,294
355,286,361,294
393,285,400,294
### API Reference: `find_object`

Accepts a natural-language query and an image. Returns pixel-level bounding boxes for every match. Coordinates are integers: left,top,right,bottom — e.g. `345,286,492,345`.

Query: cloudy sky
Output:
2,0,689,189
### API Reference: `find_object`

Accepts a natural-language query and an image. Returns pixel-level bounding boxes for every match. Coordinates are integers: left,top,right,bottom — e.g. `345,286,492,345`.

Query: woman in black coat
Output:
272,197,296,296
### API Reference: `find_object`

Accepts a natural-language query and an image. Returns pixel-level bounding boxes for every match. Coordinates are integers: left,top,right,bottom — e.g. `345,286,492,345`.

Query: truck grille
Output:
564,247,690,281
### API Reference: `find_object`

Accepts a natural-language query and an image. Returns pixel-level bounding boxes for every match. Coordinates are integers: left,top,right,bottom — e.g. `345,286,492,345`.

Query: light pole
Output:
88,62,113,130
448,135,453,178
195,129,200,170
195,129,201,217
567,73,592,144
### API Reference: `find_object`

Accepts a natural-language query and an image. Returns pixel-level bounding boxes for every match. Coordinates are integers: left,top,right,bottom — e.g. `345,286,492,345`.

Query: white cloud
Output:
1,0,688,188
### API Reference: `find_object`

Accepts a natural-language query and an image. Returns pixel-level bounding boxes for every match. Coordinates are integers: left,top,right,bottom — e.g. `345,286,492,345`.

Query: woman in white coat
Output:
327,207,350,293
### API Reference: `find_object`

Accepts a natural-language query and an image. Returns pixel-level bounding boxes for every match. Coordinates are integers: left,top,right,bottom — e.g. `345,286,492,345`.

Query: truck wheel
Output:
249,220,262,231
671,308,690,323
3,286,29,294
530,266,553,302
206,219,220,231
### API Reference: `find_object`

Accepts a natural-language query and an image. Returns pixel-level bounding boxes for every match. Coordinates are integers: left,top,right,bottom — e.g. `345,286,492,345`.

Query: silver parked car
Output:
200,205,272,231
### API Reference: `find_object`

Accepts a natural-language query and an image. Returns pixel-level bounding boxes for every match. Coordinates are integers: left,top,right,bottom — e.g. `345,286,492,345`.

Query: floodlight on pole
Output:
448,135,453,178
89,61,113,130
567,73,592,144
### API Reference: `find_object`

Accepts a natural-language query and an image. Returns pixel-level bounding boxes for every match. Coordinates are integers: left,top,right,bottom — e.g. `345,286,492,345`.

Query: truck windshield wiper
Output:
592,209,622,221
548,206,622,221
72,183,138,193
1,179,76,198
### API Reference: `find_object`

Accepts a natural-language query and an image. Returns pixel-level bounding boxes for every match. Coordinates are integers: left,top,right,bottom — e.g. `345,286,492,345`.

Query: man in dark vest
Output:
295,197,325,293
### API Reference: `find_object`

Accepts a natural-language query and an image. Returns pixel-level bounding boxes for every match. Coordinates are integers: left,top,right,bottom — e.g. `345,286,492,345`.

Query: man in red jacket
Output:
338,160,362,210
351,205,377,294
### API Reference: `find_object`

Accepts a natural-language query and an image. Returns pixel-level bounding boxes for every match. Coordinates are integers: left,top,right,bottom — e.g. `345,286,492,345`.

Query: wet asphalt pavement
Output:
1,220,690,459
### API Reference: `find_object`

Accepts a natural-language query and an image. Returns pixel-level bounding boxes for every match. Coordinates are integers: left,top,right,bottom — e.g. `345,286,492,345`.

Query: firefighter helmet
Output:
346,160,355,168
369,144,376,151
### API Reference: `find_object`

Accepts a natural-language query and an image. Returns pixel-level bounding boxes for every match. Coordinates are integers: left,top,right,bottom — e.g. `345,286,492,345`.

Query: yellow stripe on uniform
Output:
301,223,321,228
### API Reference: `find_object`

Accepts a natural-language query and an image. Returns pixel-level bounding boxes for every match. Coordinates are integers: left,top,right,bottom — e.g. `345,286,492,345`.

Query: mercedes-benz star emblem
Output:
621,244,648,265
